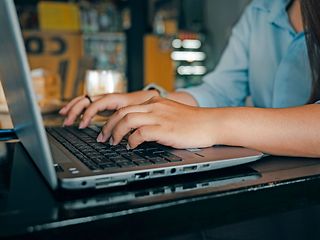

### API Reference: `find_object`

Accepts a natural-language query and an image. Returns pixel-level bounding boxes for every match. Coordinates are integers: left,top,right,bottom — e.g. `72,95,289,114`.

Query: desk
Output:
1,141,320,240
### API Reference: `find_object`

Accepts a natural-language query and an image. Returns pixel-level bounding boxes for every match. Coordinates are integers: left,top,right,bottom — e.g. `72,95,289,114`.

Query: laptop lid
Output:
0,0,57,189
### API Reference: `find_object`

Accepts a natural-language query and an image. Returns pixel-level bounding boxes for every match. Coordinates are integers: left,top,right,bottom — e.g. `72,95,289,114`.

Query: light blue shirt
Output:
179,0,311,108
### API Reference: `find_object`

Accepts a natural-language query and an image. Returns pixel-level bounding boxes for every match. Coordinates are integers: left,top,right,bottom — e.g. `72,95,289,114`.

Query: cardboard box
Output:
23,31,84,100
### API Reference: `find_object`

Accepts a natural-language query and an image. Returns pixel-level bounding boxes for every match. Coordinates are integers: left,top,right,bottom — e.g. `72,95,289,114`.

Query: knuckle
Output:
123,113,135,124
135,128,146,139
123,115,130,124
116,107,126,117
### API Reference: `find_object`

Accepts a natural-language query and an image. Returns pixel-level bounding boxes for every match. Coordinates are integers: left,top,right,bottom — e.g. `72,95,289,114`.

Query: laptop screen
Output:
0,0,57,189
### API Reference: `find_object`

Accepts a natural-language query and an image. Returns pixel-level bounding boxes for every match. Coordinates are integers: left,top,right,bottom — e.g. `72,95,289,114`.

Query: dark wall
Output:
204,0,251,70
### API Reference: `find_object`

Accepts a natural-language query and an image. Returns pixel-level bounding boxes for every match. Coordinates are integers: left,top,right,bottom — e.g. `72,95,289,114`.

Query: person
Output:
60,0,320,157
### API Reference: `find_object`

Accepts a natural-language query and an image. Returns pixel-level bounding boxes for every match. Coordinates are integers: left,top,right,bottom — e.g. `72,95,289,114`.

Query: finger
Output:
110,112,158,145
59,96,84,115
80,95,123,128
127,125,161,149
63,98,91,126
97,105,151,142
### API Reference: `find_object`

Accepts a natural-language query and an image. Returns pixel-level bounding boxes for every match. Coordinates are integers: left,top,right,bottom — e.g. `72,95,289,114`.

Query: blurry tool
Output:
71,57,94,99
23,31,83,100
58,60,69,101
0,81,12,128
38,2,81,32
144,34,175,91
84,70,127,97
0,81,8,113
31,69,62,113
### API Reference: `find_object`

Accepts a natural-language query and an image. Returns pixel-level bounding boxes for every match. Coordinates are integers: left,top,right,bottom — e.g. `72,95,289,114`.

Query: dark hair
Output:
301,0,320,103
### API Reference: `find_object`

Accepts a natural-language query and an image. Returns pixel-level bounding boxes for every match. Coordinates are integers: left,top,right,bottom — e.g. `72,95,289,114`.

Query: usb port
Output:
202,164,210,168
135,172,149,179
183,166,197,172
153,170,165,176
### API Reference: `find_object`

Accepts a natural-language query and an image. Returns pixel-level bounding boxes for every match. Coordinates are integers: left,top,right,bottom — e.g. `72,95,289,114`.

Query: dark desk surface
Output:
2,141,320,240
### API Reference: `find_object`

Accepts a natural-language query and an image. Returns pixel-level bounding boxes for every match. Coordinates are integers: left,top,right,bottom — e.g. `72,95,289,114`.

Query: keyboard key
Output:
121,152,146,161
118,162,136,168
100,163,120,170
159,152,182,162
110,156,131,163
150,157,168,164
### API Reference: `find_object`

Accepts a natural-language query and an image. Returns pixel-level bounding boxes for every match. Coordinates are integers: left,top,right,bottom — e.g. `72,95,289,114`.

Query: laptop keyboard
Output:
46,126,182,171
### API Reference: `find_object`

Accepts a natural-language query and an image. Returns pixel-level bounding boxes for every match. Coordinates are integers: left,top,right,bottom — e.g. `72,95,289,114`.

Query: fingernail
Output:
109,137,114,146
97,133,104,142
126,143,131,150
79,121,85,129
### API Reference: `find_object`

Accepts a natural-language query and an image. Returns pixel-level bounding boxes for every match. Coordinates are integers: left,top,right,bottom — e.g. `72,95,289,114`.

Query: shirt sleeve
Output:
177,4,253,108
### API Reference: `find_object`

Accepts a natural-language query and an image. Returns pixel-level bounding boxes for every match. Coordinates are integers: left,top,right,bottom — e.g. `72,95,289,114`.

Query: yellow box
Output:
38,2,81,32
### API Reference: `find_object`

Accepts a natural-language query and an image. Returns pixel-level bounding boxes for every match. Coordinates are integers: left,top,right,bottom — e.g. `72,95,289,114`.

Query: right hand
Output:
59,90,159,128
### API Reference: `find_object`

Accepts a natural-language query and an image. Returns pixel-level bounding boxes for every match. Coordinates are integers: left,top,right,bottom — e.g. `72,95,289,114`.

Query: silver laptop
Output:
0,0,263,190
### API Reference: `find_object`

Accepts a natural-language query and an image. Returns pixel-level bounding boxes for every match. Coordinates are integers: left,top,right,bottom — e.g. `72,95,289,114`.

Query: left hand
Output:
96,97,219,149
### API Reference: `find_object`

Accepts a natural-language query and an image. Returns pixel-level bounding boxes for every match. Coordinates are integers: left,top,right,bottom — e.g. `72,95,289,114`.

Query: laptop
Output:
0,0,263,190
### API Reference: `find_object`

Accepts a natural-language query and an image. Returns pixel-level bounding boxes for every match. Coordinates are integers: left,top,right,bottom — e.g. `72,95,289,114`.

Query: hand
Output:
59,90,159,128
97,97,219,149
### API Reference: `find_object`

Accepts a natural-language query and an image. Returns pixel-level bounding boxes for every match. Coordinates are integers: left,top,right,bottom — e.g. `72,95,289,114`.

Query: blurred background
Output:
0,0,251,127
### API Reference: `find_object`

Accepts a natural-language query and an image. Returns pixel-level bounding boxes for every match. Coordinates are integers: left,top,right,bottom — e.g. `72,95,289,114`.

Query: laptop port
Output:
135,172,149,179
202,164,210,168
81,181,87,186
170,168,176,174
153,170,165,176
183,166,197,172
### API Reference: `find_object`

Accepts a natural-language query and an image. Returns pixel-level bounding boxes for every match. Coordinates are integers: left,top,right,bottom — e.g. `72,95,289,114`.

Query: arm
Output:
97,98,320,158
216,104,320,157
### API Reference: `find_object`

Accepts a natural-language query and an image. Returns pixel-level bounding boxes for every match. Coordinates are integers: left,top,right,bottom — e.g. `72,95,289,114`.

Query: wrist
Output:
204,108,230,145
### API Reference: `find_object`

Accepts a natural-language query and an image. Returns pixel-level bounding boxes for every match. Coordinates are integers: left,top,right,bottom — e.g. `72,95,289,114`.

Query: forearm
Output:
212,105,320,157
167,92,199,106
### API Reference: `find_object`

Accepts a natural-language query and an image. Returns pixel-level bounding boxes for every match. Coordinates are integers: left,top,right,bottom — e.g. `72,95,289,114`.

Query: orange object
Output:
144,34,175,91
